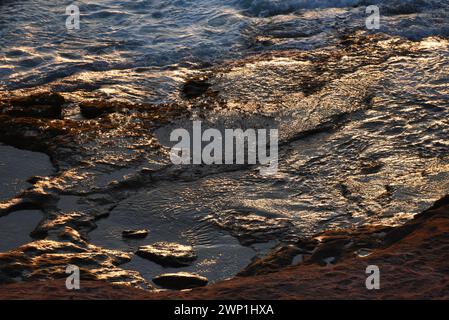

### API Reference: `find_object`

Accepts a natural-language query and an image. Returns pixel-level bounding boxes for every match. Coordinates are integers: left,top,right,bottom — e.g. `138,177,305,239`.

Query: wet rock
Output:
182,78,210,99
236,237,321,276
309,238,351,266
238,244,304,276
31,211,97,240
0,189,56,218
58,226,86,245
11,92,65,107
152,272,208,290
0,240,151,289
86,194,115,205
205,211,294,245
3,92,65,119
122,229,149,239
136,242,196,267
79,101,115,119
360,161,384,175
0,114,66,153
6,104,62,119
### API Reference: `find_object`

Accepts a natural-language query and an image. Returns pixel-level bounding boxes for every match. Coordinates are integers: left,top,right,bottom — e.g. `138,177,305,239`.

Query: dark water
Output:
1,0,449,98
0,0,448,286
0,144,53,202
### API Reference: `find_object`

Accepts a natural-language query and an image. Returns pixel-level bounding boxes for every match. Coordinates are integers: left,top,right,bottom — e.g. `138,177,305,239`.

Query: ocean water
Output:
1,0,449,97
0,0,448,286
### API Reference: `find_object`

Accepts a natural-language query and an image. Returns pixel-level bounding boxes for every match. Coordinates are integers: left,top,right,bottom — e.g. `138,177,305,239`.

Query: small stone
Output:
136,242,196,267
122,229,149,239
356,248,372,258
152,272,208,290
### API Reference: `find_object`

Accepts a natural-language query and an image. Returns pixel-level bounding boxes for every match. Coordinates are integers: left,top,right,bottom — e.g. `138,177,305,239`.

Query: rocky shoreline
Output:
1,32,448,295
0,194,448,299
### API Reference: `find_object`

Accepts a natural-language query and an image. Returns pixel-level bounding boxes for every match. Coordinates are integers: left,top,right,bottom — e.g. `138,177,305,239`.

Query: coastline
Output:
1,30,448,297
1,194,448,300
1,0,449,304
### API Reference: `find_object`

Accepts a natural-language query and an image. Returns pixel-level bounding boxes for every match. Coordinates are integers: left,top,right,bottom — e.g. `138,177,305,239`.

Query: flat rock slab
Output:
153,272,208,290
122,229,149,239
136,242,197,267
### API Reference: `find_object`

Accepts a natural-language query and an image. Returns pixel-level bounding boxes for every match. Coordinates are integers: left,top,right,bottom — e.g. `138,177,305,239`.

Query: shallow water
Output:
0,145,52,255
0,210,43,252
0,0,448,286
0,144,54,202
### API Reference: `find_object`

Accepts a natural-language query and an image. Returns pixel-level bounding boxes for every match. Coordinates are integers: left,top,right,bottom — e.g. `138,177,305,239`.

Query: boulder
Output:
152,272,208,290
136,242,196,267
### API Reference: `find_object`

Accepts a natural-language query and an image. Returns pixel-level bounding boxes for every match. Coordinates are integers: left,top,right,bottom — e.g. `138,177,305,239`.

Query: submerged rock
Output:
237,244,305,276
182,78,210,99
205,210,294,245
122,229,149,239
32,211,97,240
79,101,115,119
152,272,208,290
2,92,65,119
136,242,197,267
